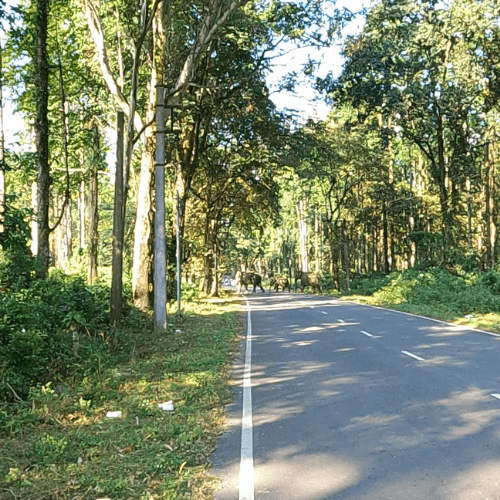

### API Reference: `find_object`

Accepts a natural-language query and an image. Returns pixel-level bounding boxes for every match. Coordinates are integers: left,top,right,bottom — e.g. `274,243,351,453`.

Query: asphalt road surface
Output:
210,292,500,500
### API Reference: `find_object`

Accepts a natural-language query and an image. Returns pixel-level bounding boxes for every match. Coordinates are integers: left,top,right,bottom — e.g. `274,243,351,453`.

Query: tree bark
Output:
88,123,99,284
0,41,5,235
110,112,125,328
35,0,50,277
78,180,85,248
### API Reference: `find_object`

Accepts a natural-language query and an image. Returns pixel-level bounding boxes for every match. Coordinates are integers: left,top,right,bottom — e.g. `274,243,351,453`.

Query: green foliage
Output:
348,273,392,295
0,201,40,292
366,268,500,315
0,299,240,500
0,273,111,400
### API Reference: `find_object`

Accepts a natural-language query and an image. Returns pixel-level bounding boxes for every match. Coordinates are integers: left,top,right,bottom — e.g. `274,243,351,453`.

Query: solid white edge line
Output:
361,330,374,338
335,298,500,338
239,299,254,500
491,393,500,400
401,350,425,362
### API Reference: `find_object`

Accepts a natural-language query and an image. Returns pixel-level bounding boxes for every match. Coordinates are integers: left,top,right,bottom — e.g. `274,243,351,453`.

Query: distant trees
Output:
265,0,500,287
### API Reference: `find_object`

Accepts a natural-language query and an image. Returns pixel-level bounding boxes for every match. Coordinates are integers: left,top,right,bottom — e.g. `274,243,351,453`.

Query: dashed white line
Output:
401,350,425,362
240,299,254,500
342,298,500,339
338,319,345,323
491,394,500,401
321,311,328,315
361,331,374,338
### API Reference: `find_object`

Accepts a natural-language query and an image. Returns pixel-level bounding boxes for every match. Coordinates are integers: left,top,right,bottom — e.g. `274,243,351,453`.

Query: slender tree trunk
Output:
35,0,50,277
110,111,125,328
0,41,5,235
132,125,155,309
342,219,350,290
466,176,472,249
88,123,99,284
78,180,85,248
31,182,38,255
485,142,496,269
382,201,389,273
437,108,452,253
56,196,72,265
297,199,308,272
314,208,320,273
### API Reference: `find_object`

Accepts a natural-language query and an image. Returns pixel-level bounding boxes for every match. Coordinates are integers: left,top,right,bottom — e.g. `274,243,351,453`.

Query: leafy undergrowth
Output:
0,296,242,500
342,268,500,333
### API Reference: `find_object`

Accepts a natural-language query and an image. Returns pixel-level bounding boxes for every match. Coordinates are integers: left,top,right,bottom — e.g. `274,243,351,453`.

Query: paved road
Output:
210,293,500,499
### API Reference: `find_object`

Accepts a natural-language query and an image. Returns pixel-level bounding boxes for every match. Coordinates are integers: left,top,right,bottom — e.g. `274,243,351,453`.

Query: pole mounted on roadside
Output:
154,85,167,332
154,86,181,331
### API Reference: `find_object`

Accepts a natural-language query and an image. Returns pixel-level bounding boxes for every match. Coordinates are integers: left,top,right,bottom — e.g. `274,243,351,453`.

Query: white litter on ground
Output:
105,411,122,418
158,401,174,411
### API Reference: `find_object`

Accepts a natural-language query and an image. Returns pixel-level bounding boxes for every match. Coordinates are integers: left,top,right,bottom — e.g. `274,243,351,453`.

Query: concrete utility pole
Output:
154,85,167,332
154,87,181,331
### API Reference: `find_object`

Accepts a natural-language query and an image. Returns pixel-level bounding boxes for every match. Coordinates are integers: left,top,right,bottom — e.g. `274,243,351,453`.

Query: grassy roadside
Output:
335,269,500,334
341,293,500,333
0,294,242,500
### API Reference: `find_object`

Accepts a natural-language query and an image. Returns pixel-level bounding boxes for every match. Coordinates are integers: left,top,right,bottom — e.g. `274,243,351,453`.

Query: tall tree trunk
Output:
314,208,320,273
35,0,50,277
110,111,125,328
55,196,72,265
382,200,389,273
31,182,38,255
88,123,99,284
342,219,350,290
485,142,497,269
78,180,85,248
437,107,452,253
466,176,472,249
132,125,155,309
0,41,5,235
296,199,308,272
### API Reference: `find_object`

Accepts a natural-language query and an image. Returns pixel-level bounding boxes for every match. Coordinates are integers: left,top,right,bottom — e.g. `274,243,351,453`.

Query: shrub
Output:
0,204,40,292
0,273,111,401
371,267,500,315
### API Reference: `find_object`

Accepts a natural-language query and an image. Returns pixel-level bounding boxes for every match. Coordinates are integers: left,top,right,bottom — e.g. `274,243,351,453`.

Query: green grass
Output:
340,268,500,334
0,294,242,500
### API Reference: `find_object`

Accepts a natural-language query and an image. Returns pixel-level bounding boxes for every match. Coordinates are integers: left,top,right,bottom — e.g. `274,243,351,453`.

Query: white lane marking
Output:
483,331,500,338
361,330,374,338
491,394,500,401
309,306,315,309
240,300,254,500
338,319,345,323
342,299,500,338
321,311,328,315
401,350,425,362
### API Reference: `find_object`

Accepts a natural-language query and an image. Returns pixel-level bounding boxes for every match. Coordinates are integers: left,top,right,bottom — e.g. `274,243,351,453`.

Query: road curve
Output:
211,293,500,500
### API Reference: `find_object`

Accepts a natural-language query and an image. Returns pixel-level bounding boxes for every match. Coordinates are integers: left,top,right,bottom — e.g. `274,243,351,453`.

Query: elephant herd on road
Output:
235,270,322,294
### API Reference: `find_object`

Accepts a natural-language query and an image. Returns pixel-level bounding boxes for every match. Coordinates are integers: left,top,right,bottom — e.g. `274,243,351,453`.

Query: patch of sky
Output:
266,0,372,123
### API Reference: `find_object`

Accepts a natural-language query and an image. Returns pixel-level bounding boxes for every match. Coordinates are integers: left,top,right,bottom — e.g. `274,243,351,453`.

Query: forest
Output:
2,0,500,498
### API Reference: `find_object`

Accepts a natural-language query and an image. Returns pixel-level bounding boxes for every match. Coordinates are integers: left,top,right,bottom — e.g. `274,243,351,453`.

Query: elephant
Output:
294,270,322,293
269,276,291,293
236,271,265,293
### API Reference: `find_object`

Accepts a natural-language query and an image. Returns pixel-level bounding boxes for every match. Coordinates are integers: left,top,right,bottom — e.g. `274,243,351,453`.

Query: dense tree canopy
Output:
2,0,500,313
